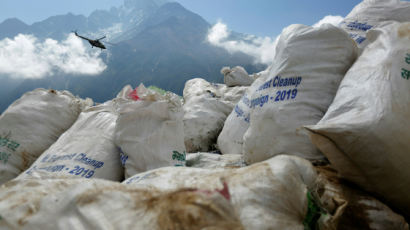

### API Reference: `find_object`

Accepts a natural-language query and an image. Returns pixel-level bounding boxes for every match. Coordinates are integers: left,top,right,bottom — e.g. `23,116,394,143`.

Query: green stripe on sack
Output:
303,191,322,230
148,86,168,95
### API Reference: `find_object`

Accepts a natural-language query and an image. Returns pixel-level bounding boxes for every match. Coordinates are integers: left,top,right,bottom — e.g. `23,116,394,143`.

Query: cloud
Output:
207,22,230,44
207,15,344,65
312,15,344,28
207,21,278,65
0,34,107,79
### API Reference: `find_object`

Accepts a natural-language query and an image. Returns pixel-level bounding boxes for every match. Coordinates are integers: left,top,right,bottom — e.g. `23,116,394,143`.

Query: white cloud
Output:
312,15,344,28
207,15,344,65
208,22,230,44
207,21,278,65
0,34,107,79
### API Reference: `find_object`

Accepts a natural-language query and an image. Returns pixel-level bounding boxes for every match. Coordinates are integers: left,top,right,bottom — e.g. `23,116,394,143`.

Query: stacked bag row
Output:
0,155,317,230
1,155,408,229
0,83,187,184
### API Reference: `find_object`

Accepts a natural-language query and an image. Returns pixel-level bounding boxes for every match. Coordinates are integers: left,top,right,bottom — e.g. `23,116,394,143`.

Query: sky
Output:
0,0,362,37
0,0,365,78
175,0,361,37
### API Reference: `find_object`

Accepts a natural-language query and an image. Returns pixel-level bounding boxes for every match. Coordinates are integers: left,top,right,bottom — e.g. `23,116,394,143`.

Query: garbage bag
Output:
306,22,410,217
0,89,91,184
183,78,247,152
340,0,410,50
0,179,243,230
114,84,186,178
313,166,409,230
124,155,317,230
243,24,357,164
186,152,245,169
219,84,248,109
221,66,254,87
18,102,123,181
217,73,270,155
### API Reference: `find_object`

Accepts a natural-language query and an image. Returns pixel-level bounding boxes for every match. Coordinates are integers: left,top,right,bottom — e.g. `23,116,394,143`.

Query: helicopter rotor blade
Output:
71,30,91,41
97,36,106,41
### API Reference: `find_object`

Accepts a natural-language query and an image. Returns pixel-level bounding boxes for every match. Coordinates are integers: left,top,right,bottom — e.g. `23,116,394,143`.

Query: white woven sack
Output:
186,152,245,169
0,179,243,230
183,78,238,152
219,84,248,109
306,22,410,217
123,155,317,230
217,72,270,155
314,167,409,230
340,0,410,50
0,89,91,184
242,24,358,164
18,102,123,181
221,66,254,87
114,84,186,178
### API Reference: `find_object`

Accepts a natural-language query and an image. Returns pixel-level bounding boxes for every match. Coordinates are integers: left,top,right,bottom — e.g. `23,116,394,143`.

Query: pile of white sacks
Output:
0,0,409,229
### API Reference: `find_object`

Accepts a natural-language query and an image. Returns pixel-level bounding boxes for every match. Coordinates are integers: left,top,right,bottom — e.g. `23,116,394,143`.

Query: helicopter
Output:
73,31,107,50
